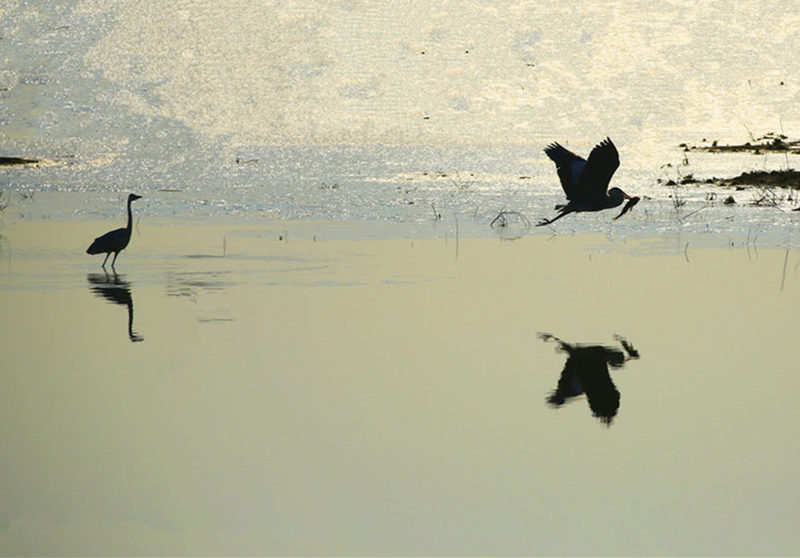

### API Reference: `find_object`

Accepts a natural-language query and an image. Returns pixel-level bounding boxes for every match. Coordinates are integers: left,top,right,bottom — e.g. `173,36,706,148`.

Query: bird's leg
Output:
101,253,110,268
111,251,118,269
536,208,573,227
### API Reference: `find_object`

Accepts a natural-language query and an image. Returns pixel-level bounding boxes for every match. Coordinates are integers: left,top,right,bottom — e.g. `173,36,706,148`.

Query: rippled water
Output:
2,0,800,244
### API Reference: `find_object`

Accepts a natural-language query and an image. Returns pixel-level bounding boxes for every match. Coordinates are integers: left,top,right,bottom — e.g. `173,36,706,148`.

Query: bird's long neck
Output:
126,198,134,232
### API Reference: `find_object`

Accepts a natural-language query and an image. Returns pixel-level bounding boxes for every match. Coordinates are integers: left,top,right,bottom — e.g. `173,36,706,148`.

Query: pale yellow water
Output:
1,220,799,555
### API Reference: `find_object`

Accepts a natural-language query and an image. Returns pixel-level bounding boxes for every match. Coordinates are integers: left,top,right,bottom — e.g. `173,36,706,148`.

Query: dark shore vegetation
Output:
0,156,39,166
675,169,800,190
668,133,800,209
681,132,800,154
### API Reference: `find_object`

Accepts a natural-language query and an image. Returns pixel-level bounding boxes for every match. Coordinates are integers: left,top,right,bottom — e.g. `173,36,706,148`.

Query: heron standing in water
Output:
537,137,639,226
86,193,142,268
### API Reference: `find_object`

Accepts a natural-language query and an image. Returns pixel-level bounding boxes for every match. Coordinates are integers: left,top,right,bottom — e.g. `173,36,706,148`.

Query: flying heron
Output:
537,137,639,226
86,193,142,268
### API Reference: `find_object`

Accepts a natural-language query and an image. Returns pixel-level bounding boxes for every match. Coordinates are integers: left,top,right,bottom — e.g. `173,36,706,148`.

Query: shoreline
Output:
1,213,793,257
2,217,797,288
2,178,800,248
1,193,798,252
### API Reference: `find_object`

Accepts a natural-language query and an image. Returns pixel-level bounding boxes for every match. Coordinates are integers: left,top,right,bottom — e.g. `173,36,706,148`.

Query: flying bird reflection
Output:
539,333,639,425
537,138,640,226
88,272,144,342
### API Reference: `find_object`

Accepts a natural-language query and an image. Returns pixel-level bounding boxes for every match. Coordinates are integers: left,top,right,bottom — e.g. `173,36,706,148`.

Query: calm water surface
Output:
1,221,799,554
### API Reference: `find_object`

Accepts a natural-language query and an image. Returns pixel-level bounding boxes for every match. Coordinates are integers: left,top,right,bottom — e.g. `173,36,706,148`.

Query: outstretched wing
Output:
543,142,586,201
574,137,620,203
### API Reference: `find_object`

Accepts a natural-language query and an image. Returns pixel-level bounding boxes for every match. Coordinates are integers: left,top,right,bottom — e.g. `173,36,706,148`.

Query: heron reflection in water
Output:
539,333,639,425
88,272,144,342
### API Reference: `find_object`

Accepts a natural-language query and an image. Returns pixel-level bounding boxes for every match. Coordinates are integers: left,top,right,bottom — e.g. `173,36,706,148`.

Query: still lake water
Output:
2,222,800,554
2,1,800,554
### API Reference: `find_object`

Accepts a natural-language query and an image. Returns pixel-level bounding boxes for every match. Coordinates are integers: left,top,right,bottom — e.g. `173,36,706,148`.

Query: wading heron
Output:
537,137,639,226
86,193,142,268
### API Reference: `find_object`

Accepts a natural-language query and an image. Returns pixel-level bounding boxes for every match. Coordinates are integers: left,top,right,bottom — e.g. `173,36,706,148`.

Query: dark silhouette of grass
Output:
0,156,38,165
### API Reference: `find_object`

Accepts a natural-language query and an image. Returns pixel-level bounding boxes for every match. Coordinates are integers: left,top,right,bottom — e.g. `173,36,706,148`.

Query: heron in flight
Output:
86,193,142,268
537,137,639,226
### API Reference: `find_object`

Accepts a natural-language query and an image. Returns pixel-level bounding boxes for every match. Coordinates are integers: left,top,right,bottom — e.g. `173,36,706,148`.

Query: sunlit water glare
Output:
2,1,800,244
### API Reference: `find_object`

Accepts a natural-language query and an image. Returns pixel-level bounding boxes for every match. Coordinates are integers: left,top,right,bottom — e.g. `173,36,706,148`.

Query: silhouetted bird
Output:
539,333,639,425
86,193,142,268
88,272,143,342
537,137,639,226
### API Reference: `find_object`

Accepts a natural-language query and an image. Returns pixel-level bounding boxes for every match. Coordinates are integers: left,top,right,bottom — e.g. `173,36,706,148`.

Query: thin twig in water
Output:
448,171,473,190
780,117,790,170
750,186,783,207
781,249,789,291
746,227,759,260
678,204,708,223
671,183,686,208
454,212,459,261
490,209,530,229
684,241,690,263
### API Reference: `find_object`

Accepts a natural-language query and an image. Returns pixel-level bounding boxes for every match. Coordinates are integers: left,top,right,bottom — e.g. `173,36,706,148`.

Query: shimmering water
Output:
2,1,800,243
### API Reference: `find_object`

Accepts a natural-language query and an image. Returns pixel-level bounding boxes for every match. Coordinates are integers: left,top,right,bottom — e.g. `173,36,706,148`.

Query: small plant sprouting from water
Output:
670,182,686,208
660,162,689,209
447,171,474,191
490,209,530,230
750,186,784,207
